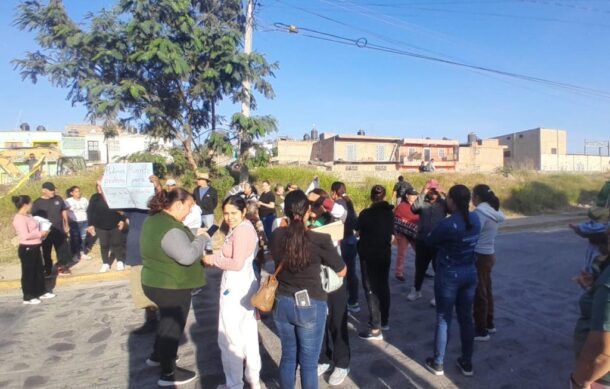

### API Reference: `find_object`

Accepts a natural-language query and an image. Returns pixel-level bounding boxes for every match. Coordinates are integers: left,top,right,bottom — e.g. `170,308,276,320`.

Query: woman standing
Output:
87,181,126,273
141,188,209,387
472,184,504,341
424,185,481,377
65,186,90,262
270,190,346,389
407,180,447,305
12,195,55,304
393,189,420,282
357,185,395,340
203,196,262,389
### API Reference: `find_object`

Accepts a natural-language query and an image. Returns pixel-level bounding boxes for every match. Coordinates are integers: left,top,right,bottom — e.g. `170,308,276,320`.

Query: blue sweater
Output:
425,212,481,267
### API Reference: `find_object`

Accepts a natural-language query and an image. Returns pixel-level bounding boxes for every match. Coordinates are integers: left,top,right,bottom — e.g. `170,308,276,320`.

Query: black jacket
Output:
87,193,123,230
356,201,394,259
193,185,218,215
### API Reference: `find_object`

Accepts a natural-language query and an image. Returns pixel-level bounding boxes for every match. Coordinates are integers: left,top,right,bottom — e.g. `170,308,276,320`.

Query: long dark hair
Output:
331,181,355,215
12,195,31,210
148,188,192,215
283,190,311,272
370,184,386,203
473,184,500,211
448,184,473,230
66,185,79,198
222,194,246,212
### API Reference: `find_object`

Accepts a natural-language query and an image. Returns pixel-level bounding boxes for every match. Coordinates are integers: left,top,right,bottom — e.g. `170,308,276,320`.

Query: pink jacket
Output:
211,221,258,271
13,214,43,245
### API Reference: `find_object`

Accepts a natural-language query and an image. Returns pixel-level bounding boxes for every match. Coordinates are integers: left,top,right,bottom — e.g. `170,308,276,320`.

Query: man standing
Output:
391,176,413,205
32,182,72,276
193,173,218,250
27,153,41,180
257,180,276,240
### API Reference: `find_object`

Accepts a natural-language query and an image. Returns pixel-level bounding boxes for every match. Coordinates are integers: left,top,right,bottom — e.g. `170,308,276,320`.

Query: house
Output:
273,139,315,165
493,128,610,172
457,138,506,173
399,138,459,171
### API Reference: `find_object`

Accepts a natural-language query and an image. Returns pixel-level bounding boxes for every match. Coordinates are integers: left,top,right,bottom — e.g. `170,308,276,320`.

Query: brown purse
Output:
250,261,284,312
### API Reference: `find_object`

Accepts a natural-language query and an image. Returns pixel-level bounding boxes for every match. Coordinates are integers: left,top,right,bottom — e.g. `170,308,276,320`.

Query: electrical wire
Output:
272,22,610,100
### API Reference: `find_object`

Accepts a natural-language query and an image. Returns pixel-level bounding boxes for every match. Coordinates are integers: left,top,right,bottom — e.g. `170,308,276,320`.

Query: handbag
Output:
394,216,418,239
320,264,343,293
250,261,284,312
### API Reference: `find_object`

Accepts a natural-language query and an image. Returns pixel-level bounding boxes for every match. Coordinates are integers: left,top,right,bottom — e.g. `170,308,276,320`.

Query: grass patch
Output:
1,166,606,264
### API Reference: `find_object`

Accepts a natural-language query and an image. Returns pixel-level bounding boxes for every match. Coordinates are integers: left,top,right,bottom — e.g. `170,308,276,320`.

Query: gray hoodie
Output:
474,202,505,255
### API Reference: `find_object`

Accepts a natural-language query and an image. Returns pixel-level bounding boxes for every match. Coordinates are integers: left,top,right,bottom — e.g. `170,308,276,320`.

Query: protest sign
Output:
101,163,154,209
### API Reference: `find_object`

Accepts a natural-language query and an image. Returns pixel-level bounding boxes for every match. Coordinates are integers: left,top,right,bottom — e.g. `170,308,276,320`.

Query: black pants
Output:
319,283,350,368
18,244,46,301
341,241,359,306
41,228,71,273
142,286,192,375
360,255,391,330
96,227,125,265
414,240,437,291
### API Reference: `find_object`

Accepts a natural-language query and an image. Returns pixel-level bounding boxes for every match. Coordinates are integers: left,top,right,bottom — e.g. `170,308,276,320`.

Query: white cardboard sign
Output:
101,163,154,209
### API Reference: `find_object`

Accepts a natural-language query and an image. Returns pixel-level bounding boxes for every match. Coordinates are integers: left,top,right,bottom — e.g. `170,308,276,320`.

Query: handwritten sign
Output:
101,163,154,209
311,220,344,243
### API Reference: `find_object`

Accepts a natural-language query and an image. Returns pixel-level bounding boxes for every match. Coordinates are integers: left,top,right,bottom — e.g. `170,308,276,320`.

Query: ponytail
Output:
12,195,31,210
448,184,473,230
147,188,192,215
283,190,311,272
331,181,356,215
473,184,500,211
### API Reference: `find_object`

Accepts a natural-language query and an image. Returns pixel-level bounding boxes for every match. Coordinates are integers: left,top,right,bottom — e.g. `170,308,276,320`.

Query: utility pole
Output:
241,0,254,118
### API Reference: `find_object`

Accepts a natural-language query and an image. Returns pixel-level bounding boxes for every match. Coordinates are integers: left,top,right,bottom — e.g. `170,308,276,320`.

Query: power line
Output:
272,22,610,100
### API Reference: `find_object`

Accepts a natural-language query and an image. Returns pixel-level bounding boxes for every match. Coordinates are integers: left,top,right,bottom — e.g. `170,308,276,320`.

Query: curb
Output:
0,268,131,292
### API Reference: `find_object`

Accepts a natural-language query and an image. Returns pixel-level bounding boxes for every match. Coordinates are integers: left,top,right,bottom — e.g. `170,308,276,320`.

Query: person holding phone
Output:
270,190,347,389
203,195,261,389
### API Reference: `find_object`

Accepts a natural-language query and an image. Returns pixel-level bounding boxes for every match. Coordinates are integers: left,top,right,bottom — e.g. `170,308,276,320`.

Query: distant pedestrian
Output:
391,176,413,205
140,188,210,387
65,185,90,262
87,181,126,273
472,185,504,341
427,159,436,172
193,172,218,252
242,182,258,203
27,153,41,180
270,190,346,389
258,180,276,240
203,196,262,389
357,185,394,340
393,189,420,282
407,179,447,306
32,181,72,276
275,184,285,217
285,182,299,193
419,161,426,173
424,184,480,377
12,195,55,304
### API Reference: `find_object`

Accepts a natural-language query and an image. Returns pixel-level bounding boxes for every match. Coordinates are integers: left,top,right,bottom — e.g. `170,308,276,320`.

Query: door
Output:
423,148,431,161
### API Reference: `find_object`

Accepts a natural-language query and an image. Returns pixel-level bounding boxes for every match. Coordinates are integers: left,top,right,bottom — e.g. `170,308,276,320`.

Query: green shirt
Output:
574,264,610,385
140,212,206,289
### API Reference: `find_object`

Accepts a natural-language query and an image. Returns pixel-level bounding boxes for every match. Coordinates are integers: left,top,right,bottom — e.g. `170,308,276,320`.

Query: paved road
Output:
0,228,584,388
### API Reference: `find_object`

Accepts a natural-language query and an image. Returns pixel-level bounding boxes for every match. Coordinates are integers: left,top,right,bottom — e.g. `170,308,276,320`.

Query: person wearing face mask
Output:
140,188,211,387
203,195,262,389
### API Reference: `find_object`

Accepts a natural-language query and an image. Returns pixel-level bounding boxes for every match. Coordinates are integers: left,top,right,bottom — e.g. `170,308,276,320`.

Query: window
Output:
408,147,417,156
375,165,387,171
346,144,357,161
4,142,23,148
551,148,557,155
376,145,385,161
504,150,511,158
438,148,446,159
87,140,100,161
108,139,120,153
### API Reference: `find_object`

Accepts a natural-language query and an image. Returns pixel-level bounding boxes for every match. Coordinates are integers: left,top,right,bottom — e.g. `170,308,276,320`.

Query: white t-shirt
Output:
183,204,203,230
65,197,89,222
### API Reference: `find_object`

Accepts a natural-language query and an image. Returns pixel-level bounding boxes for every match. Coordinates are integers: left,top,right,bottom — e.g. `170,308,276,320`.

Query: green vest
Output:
140,212,206,289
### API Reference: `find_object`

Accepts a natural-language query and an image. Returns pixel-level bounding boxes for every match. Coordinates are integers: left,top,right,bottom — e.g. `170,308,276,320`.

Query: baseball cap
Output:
406,188,419,196
166,179,177,187
425,179,441,191
42,182,56,191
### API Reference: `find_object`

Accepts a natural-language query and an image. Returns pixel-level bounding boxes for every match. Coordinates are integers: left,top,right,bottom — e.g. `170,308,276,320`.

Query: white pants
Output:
218,283,261,389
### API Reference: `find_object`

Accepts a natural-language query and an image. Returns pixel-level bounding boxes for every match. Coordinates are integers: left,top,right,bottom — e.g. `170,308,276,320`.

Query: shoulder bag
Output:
251,261,284,312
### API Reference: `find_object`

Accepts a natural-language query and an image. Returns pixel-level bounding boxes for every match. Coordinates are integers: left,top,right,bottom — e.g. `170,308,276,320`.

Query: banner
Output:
101,163,154,209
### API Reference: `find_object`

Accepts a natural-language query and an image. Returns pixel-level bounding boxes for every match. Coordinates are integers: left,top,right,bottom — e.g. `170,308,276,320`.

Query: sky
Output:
1,0,609,153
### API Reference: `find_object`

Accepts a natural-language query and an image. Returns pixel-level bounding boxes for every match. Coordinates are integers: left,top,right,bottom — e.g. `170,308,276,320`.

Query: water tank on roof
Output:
468,132,477,144
311,128,318,141
357,129,365,136
20,122,30,132
303,134,311,141
36,125,46,132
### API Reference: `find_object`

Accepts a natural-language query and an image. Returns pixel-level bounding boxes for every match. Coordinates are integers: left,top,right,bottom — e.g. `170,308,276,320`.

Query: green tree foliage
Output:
13,0,277,170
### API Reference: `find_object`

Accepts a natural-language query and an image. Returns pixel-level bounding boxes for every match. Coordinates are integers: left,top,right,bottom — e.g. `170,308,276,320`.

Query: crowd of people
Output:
10,172,610,388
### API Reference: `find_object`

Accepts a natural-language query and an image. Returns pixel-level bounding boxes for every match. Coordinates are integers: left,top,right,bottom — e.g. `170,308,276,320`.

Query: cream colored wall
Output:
275,140,314,163
540,154,610,172
495,129,542,169
457,143,505,172
334,141,398,162
311,138,334,162
539,128,567,155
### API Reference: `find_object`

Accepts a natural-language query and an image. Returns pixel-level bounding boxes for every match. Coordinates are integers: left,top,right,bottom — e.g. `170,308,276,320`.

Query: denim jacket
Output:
425,212,481,267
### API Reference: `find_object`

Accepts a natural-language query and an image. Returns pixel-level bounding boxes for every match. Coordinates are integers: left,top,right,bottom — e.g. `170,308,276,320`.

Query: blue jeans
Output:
201,214,214,251
433,264,477,365
274,294,327,389
262,213,275,241
68,220,88,257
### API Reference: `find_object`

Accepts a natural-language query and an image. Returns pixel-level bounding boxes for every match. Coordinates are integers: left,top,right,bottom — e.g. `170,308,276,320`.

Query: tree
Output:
13,0,277,170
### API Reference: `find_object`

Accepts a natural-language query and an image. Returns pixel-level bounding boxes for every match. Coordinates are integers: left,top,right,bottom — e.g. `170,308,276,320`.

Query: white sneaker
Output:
39,293,56,300
318,363,331,377
99,263,110,273
23,298,41,305
329,367,350,386
80,252,91,260
430,298,436,307
117,261,125,271
381,324,390,331
407,287,422,301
